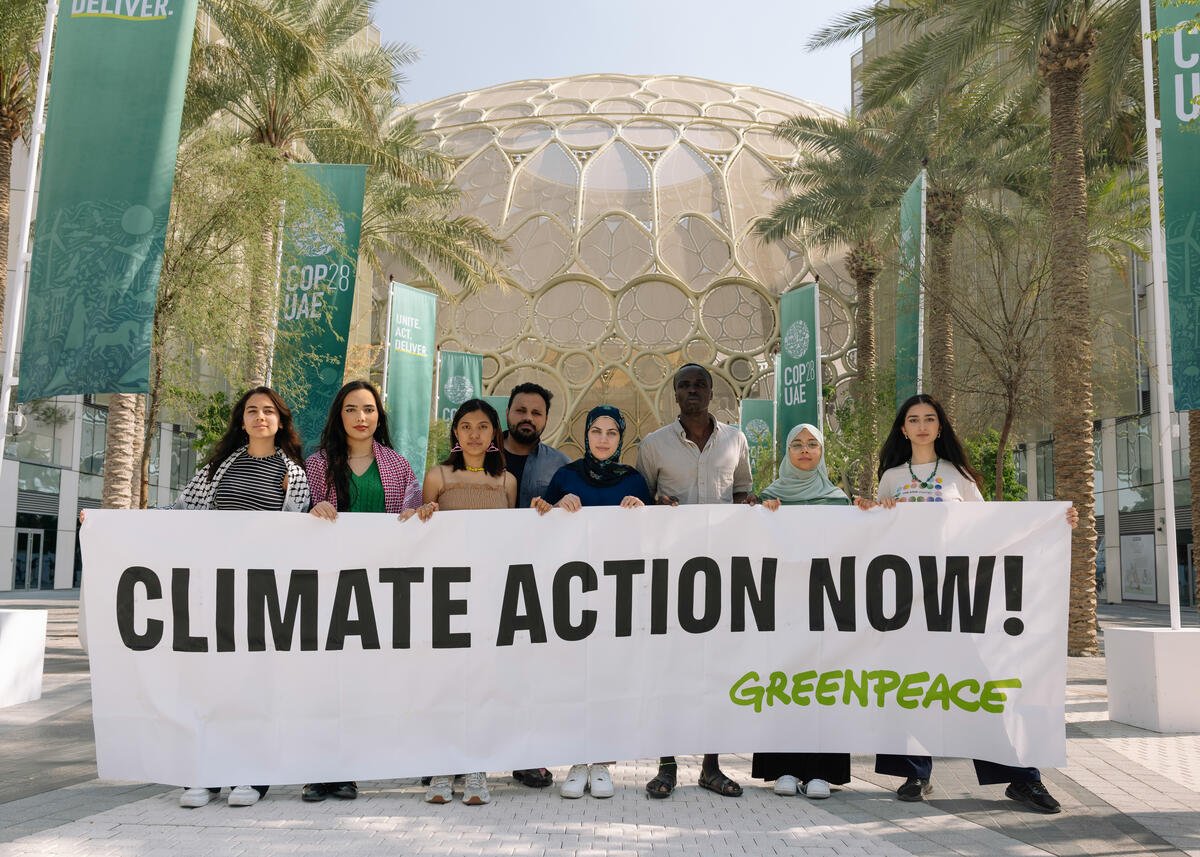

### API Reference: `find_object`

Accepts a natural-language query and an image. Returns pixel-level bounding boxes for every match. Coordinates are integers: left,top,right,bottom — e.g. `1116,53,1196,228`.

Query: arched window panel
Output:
552,77,642,101
620,119,677,150
743,127,798,161
726,148,784,235
497,122,555,152
581,141,652,229
463,84,544,109
683,122,740,152
615,278,698,350
648,99,702,118
447,283,532,352
658,214,732,292
595,98,645,114
656,143,729,228
735,229,806,291
485,104,536,120
578,214,654,290
561,119,617,149
504,214,573,290
705,103,756,122
649,78,734,103
443,127,496,157
539,99,589,117
507,142,580,230
452,144,512,228
700,280,778,357
532,278,615,348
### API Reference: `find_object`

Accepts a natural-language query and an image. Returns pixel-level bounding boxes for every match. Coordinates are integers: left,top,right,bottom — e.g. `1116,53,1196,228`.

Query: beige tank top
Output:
436,480,510,510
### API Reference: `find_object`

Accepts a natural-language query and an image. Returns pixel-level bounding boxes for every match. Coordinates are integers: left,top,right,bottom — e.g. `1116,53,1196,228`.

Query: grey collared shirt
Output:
506,438,570,508
636,417,752,505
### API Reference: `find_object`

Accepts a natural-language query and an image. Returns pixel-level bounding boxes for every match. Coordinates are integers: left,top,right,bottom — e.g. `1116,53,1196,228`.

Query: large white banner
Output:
81,503,1069,786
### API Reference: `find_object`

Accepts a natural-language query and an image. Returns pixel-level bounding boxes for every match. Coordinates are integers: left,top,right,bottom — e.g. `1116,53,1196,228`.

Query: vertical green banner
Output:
1157,4,1200,410
436,351,483,421
895,170,926,407
740,398,775,484
385,283,437,482
484,395,509,431
776,283,822,462
19,0,199,401
273,164,368,451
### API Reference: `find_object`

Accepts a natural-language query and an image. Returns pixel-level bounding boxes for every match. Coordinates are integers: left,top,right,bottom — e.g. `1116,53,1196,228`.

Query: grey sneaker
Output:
424,775,453,804
462,771,491,805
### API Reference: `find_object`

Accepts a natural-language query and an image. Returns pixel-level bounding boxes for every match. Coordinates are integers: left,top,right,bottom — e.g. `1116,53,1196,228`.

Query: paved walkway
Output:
1,593,1198,857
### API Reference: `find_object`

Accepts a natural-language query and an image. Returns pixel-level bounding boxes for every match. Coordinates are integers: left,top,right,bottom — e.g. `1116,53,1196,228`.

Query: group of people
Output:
164,363,1073,815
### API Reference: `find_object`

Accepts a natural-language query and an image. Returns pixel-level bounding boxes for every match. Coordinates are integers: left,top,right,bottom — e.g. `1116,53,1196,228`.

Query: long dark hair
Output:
317,380,393,511
443,398,506,477
877,394,982,485
204,386,304,477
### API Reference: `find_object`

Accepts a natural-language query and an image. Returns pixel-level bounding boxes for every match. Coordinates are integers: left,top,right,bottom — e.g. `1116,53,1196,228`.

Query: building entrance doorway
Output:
12,528,45,590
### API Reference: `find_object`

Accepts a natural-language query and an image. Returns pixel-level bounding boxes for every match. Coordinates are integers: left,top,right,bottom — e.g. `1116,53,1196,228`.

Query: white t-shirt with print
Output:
876,459,984,503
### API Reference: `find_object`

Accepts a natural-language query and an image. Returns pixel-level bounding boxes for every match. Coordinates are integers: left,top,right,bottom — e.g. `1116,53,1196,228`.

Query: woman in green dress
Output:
754,422,852,799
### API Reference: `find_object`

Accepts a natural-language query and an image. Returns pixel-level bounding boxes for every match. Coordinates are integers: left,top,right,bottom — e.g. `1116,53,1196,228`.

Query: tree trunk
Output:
1191,410,1200,613
995,396,1015,502
1041,27,1099,656
925,188,964,421
127,395,146,508
0,134,12,351
248,218,280,386
139,355,164,510
847,244,880,498
101,393,141,509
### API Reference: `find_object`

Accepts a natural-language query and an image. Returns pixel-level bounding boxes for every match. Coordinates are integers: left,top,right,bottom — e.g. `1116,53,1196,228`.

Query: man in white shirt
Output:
635,363,752,798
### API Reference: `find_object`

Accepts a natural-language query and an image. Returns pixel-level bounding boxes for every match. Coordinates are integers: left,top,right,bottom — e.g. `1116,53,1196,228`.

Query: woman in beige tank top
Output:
403,398,516,806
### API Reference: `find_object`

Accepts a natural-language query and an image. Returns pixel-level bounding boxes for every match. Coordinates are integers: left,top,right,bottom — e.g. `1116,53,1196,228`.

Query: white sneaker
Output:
588,764,614,799
179,787,212,808
801,778,831,799
424,775,453,804
774,774,799,796
227,786,261,807
462,771,490,805
561,764,588,799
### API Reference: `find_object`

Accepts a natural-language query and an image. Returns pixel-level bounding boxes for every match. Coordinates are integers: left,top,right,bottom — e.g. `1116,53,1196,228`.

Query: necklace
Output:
348,453,373,460
907,457,940,488
464,465,485,473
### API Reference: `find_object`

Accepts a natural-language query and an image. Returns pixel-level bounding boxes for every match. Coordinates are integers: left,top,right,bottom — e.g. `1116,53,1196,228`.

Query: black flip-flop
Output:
699,769,743,797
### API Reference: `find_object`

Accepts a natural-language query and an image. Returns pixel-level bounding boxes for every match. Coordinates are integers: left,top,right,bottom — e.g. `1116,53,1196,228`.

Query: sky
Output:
374,0,866,113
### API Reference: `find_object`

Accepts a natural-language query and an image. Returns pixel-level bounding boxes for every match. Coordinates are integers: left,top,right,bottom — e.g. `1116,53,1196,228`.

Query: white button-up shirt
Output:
636,417,752,505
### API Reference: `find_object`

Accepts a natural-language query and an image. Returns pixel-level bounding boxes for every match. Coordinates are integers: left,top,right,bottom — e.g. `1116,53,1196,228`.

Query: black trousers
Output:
752,752,851,784
874,754,1039,785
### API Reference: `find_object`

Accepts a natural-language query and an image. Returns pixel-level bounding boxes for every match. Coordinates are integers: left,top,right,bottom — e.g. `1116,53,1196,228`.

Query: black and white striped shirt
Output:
211,451,289,511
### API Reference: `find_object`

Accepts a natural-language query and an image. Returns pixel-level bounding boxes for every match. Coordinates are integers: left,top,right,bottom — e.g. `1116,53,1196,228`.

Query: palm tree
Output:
0,0,44,345
811,1,1143,656
185,0,443,385
755,108,913,496
890,79,1046,420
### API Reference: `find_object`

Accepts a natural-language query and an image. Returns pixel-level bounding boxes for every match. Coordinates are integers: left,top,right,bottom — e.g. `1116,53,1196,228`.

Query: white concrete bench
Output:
0,608,48,708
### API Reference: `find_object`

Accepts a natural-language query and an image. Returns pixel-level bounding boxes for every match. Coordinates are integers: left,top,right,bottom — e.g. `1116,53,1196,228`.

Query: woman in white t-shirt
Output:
864,394,1072,815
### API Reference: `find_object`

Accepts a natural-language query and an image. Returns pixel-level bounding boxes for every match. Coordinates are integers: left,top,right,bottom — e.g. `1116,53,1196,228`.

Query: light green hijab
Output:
761,423,848,505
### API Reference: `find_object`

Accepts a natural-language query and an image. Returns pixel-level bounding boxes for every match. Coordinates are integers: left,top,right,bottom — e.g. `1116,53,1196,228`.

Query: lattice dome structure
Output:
385,74,857,461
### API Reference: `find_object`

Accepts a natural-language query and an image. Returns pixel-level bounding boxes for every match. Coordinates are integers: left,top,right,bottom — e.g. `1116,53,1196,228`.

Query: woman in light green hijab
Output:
759,423,848,508
753,422,851,798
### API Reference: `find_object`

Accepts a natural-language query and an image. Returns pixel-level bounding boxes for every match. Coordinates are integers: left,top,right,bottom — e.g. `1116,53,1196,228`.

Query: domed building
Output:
382,74,855,460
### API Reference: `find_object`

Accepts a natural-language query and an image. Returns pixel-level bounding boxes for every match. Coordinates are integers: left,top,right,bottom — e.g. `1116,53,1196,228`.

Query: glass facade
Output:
397,75,856,459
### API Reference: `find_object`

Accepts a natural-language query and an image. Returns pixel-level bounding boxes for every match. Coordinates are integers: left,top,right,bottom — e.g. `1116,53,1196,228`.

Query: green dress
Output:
347,461,386,513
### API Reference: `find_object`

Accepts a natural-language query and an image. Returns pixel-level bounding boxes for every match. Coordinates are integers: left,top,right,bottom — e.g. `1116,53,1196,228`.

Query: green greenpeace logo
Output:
730,668,1022,714
71,0,173,20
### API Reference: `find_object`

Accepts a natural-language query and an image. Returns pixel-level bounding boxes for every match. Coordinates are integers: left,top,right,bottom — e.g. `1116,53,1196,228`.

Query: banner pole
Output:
1140,0,1181,631
0,0,59,467
916,167,927,396
381,275,395,404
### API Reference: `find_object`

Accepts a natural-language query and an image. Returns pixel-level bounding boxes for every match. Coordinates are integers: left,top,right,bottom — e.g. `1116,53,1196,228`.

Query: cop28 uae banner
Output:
385,283,437,481
80,503,1070,786
1156,3,1200,410
775,283,821,462
895,170,926,407
19,0,199,401
272,164,368,451
739,399,775,483
436,351,483,421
